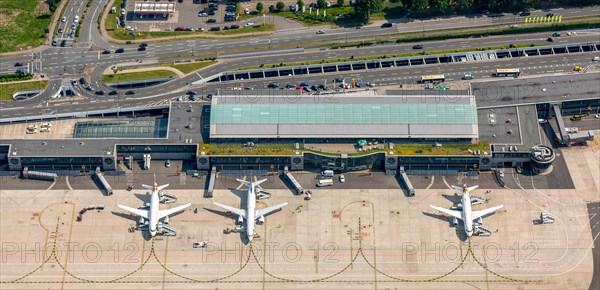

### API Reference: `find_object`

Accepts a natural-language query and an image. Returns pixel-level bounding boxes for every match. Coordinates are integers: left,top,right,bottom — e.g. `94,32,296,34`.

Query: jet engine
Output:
257,215,265,225
237,215,244,225
138,216,145,225
163,215,169,224
452,217,458,226
475,217,482,226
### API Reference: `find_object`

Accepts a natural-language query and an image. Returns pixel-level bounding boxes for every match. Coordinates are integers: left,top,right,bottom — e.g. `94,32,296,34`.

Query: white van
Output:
321,170,334,177
317,179,333,187
593,56,600,61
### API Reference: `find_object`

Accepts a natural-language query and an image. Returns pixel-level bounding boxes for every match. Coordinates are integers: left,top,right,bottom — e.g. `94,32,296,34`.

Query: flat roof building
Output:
209,94,479,141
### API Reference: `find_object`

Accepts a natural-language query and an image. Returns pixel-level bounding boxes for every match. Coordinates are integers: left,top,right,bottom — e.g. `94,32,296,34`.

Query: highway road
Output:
2,51,598,120
1,2,599,113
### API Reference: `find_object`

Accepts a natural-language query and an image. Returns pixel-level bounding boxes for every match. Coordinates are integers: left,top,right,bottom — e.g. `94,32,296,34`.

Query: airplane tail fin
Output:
452,184,479,194
254,178,267,187
237,178,267,189
156,184,169,192
237,178,254,188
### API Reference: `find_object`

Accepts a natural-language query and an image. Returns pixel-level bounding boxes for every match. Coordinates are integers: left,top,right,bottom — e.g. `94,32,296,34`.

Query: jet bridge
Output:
552,103,568,145
22,167,58,182
95,168,113,195
283,166,304,195
206,166,216,198
398,166,415,196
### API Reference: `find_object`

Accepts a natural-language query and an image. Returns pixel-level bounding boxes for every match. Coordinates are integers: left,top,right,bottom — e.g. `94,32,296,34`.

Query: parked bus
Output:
494,69,521,78
419,74,445,83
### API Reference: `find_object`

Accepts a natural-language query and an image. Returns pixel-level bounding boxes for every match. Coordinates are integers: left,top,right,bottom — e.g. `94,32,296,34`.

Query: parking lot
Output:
123,0,260,32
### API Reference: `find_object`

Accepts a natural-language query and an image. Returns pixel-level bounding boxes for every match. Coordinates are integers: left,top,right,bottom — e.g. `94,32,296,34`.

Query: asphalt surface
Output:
588,202,600,290
1,3,599,118
2,53,598,120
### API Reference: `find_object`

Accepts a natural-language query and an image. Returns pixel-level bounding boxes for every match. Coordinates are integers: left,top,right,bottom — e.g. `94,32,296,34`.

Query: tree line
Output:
255,0,598,22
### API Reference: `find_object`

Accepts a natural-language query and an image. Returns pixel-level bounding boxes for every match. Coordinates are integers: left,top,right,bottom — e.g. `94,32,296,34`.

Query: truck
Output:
317,179,333,187
570,114,582,121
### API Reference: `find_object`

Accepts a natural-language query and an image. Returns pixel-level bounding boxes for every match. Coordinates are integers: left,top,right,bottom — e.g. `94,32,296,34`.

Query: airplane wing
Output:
158,203,191,219
214,202,246,219
472,205,503,220
142,184,153,191
430,205,462,219
255,202,288,218
118,204,149,220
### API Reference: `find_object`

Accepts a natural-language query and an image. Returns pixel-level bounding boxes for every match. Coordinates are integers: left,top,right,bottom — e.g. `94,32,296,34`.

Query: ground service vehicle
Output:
317,179,333,187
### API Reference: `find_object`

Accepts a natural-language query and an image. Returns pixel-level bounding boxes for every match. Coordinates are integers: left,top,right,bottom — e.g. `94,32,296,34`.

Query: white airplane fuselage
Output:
245,184,256,241
149,189,159,236
462,193,474,237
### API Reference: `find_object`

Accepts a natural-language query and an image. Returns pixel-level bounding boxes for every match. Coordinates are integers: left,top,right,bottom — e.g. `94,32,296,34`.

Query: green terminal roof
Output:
210,103,478,125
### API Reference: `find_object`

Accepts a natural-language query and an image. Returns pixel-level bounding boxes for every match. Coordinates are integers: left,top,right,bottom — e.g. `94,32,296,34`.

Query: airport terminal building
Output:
209,94,479,142
1,86,598,175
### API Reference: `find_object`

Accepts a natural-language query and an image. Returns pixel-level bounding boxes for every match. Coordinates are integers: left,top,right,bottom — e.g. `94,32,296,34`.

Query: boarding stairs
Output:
160,191,178,204
159,224,177,236
474,224,492,236
540,212,555,224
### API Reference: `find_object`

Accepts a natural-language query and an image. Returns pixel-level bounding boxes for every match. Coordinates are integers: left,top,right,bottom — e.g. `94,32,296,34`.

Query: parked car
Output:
95,90,105,95
185,27,193,31
381,22,392,28
108,90,117,95
339,174,345,183
412,44,424,49
71,79,78,86
102,49,110,54
174,26,185,31
552,32,561,37
316,30,325,34
244,22,253,27
61,16,66,22
125,90,134,95
366,82,376,87
52,40,58,46
58,28,63,33
193,241,207,248
209,26,220,31
165,160,171,168
115,48,125,53
207,19,216,23
60,40,67,47
230,24,239,29
519,11,531,16
14,62,23,67
198,11,208,17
